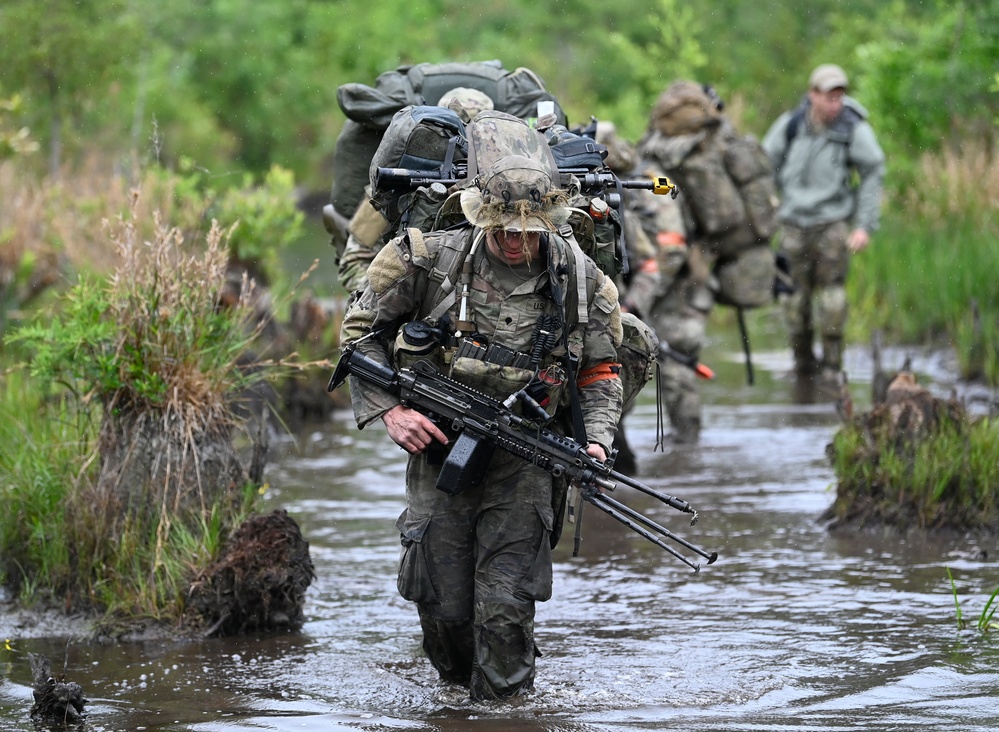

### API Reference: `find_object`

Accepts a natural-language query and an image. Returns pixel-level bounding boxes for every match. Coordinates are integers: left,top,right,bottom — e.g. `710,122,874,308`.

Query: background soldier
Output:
637,81,779,443
762,63,886,379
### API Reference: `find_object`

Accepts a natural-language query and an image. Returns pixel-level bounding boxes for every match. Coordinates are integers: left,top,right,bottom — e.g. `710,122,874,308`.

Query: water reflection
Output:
1,343,997,731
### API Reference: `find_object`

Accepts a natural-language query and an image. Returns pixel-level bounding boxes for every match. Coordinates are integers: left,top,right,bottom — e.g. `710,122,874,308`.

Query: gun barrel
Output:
374,166,463,191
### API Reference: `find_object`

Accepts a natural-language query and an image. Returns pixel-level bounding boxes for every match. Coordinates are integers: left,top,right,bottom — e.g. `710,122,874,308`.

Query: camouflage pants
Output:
396,447,554,700
650,274,714,442
776,221,850,369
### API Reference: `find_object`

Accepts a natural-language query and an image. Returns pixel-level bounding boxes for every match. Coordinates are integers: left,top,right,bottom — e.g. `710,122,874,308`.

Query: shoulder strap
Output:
785,106,806,146
556,225,590,330
425,228,482,322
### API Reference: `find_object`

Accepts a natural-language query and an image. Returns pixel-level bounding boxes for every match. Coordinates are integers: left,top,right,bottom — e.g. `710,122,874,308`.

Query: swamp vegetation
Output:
0,0,997,642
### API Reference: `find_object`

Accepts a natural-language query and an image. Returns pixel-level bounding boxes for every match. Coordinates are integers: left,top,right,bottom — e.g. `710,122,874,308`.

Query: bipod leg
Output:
611,472,700,525
586,491,718,569
584,493,698,571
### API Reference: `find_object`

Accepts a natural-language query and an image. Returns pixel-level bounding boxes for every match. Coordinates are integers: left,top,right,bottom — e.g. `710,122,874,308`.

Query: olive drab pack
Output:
365,105,468,236
638,81,778,309
329,60,568,249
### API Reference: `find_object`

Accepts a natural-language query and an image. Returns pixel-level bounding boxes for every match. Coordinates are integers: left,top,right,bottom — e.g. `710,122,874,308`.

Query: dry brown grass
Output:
0,158,212,312
903,141,999,220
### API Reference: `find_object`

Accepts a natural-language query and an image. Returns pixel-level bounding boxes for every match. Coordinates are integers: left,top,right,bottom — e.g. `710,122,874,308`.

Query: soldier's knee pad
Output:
817,286,847,336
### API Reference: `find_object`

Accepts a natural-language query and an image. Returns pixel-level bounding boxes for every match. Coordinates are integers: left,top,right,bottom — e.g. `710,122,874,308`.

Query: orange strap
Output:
657,231,687,248
577,362,622,388
638,256,660,274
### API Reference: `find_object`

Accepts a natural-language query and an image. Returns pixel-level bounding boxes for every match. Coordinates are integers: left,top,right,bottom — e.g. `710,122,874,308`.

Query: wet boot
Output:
470,601,538,701
418,609,474,687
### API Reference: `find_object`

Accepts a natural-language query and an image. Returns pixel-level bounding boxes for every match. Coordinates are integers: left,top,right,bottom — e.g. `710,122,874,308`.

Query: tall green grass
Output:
0,372,88,602
849,144,999,383
0,369,260,622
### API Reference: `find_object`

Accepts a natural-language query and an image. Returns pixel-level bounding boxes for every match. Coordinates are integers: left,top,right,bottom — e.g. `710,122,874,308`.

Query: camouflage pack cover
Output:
438,86,495,121
464,110,559,182
639,80,778,264
368,105,467,194
651,81,722,137
618,312,660,413
714,244,777,310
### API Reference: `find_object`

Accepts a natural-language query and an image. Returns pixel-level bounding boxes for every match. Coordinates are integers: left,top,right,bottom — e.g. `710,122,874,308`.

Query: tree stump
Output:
184,509,315,636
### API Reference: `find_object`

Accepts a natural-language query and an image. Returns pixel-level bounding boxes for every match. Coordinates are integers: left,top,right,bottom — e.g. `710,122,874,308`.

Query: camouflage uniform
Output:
639,187,711,443
340,155,623,700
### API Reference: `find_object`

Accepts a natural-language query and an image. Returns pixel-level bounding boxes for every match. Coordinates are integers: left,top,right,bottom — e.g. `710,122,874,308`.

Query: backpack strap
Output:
424,228,482,323
557,224,590,330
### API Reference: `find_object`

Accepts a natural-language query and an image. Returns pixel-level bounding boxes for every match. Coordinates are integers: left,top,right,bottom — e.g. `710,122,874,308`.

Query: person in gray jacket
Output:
762,63,885,378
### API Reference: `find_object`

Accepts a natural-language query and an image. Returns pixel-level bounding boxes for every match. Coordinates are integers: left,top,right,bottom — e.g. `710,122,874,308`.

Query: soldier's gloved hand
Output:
382,405,449,454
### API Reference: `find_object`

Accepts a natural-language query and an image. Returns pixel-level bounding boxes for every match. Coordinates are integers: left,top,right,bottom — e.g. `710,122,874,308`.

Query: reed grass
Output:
1,190,274,627
946,568,999,633
849,142,999,383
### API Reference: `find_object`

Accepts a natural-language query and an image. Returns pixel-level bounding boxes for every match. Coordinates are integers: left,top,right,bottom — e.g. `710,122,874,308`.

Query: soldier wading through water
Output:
339,149,624,699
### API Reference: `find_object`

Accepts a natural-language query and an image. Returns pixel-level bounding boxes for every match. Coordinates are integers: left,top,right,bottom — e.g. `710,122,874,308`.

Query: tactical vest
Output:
397,225,656,411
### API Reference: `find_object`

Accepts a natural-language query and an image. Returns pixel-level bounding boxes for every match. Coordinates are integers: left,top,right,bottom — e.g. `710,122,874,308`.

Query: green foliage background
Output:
2,0,996,192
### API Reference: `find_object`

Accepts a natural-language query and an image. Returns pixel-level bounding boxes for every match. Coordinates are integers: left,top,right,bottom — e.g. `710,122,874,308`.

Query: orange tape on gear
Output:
657,231,687,248
576,362,622,388
638,257,660,274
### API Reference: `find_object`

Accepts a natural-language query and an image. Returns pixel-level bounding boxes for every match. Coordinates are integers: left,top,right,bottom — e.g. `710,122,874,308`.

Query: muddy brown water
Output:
2,331,997,732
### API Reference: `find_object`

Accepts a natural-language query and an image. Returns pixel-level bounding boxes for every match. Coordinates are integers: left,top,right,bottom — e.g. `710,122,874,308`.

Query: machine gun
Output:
328,342,718,572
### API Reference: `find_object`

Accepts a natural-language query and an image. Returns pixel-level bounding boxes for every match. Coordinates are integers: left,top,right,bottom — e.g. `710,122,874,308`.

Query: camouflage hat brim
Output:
459,188,570,232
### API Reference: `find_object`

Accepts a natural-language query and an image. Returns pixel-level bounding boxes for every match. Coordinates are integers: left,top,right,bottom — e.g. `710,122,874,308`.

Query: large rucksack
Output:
638,82,778,309
329,60,568,246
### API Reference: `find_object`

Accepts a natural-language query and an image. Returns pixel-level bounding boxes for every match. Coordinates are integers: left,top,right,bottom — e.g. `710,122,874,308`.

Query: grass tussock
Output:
1,193,273,626
826,405,999,533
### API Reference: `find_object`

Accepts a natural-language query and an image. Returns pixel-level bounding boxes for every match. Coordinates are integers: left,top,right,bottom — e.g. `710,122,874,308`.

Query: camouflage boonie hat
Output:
438,86,494,120
460,154,570,232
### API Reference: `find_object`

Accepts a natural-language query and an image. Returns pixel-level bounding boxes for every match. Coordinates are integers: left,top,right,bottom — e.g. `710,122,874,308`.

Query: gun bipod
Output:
580,487,718,572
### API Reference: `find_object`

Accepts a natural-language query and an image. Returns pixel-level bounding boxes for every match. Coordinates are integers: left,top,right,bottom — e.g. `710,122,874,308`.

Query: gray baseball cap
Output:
809,64,849,92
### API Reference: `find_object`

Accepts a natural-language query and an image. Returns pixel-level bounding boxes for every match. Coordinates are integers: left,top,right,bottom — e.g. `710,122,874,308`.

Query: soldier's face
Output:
487,229,541,266
808,87,845,125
